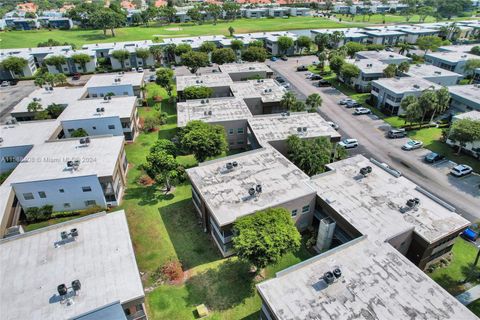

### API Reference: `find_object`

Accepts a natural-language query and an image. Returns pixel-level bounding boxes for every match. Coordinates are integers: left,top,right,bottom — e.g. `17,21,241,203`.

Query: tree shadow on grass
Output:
160,198,221,269
123,184,174,206
185,259,256,311
435,273,465,296
461,263,480,284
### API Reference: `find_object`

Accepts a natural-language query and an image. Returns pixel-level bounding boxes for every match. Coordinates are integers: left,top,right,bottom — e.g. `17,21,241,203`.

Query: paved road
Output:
271,56,480,222
0,81,36,121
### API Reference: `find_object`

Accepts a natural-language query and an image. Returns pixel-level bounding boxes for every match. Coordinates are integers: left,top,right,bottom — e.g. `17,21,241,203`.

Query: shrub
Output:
25,204,54,222
143,116,159,132
183,86,214,99
366,44,385,51
160,259,184,282
137,174,155,186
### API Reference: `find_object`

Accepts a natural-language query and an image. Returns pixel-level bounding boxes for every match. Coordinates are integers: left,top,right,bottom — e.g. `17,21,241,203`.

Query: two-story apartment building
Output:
448,84,480,112
230,78,287,115
58,96,139,141
85,72,145,99
402,63,463,86
310,28,369,47
219,62,273,81
176,72,234,100
425,51,479,75
355,50,411,65
343,58,387,93
44,49,97,75
447,110,480,158
0,210,147,320
7,135,128,212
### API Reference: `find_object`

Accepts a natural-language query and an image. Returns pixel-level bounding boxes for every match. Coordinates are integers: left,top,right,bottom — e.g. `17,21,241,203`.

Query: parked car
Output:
137,67,144,73
327,121,339,130
310,74,323,80
149,66,156,71
318,79,330,87
131,67,136,72
387,128,406,139
354,107,371,115
270,56,278,62
339,138,358,149
339,98,355,105
385,47,394,52
462,228,478,241
72,73,81,80
450,164,473,177
345,101,362,109
401,140,423,150
297,65,308,71
424,152,445,163
148,75,157,82
1,81,9,87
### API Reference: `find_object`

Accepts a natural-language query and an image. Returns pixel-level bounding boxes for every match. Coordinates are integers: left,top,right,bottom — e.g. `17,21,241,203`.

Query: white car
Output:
327,121,339,130
1,81,9,87
137,67,144,73
401,140,423,151
339,98,355,105
450,164,473,177
339,138,358,149
354,107,371,115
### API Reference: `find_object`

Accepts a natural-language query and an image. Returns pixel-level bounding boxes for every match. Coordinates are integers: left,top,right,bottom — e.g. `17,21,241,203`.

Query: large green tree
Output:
149,45,163,65
144,150,179,191
339,63,360,84
465,59,480,81
71,53,91,72
277,36,294,56
449,119,480,155
233,207,301,271
206,4,222,25
344,41,365,58
0,56,28,77
417,36,443,55
135,48,151,67
156,67,175,96
111,49,130,70
181,51,209,74
296,35,312,54
383,64,397,78
211,48,236,65
44,55,66,73
241,47,267,62
179,120,228,162
90,8,126,37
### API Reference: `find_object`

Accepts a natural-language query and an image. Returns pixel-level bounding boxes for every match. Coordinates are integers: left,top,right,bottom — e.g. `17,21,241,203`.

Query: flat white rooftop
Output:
405,63,463,79
454,110,480,121
58,96,137,121
162,35,227,49
219,62,272,75
309,155,469,244
347,58,386,74
187,147,314,226
0,45,72,57
8,135,124,184
176,73,233,91
233,31,298,43
257,238,476,320
356,50,410,62
230,79,286,102
449,84,480,103
12,87,86,114
0,120,59,148
85,72,144,88
311,28,368,38
177,97,252,127
372,76,441,94
0,211,144,320
248,112,340,145
363,29,406,36
439,44,479,53
44,48,95,59
81,40,153,51
425,51,478,64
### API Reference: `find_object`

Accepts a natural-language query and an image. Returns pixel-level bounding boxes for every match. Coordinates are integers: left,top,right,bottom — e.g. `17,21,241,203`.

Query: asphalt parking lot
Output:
0,80,36,121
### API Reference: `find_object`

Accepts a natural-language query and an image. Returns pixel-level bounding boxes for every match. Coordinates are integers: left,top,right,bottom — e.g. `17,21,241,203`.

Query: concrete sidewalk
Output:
457,285,480,305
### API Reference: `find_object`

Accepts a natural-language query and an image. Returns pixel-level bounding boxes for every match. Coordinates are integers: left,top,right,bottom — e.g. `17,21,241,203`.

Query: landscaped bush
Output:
24,204,104,223
137,174,155,186
160,259,184,282
143,116,160,132
183,86,214,99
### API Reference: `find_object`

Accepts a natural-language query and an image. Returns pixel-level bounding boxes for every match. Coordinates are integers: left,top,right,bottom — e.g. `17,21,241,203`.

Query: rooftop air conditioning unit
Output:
72,280,81,292
57,284,68,296
360,166,372,176
323,271,335,285
255,184,262,193
232,161,238,167
248,187,255,196
302,127,307,132
208,111,212,115
226,162,233,170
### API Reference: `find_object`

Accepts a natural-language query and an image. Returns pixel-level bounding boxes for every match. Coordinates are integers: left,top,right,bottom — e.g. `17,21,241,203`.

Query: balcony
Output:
126,309,146,320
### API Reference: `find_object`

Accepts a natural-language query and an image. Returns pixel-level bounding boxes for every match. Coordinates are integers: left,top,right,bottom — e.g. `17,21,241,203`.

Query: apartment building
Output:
1,45,72,68
177,97,253,149
393,25,439,43
81,40,154,59
310,28,369,47
0,210,147,320
186,147,316,256
163,35,227,51
0,51,37,80
219,63,273,81
448,84,480,112
309,155,469,269
7,135,127,212
363,29,406,45
242,6,309,18
0,120,61,173
343,58,387,92
58,96,139,141
11,86,86,121
247,112,341,153
257,238,475,320
371,77,441,115
84,72,145,99
176,73,234,100
230,79,286,115
232,31,298,56
447,110,480,158
355,50,411,65
402,63,463,86
425,51,478,75
474,68,480,84
44,49,97,75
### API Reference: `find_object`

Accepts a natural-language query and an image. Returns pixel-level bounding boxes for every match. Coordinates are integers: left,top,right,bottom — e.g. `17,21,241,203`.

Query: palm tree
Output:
280,92,297,111
397,61,410,74
135,48,151,68
34,77,46,88
398,42,414,56
317,51,328,72
430,87,450,122
306,93,323,110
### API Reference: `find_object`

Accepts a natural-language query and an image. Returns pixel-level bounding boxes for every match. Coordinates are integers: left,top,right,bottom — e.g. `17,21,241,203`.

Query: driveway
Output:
270,56,480,221
0,80,36,121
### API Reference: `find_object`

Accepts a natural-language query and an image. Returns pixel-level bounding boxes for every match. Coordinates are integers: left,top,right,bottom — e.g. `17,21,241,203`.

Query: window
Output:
228,128,234,135
229,141,235,146
100,93,104,97
82,186,92,192
123,92,128,95
302,205,310,213
92,93,98,98
237,140,244,145
108,125,115,130
92,126,96,130
38,191,46,198
59,189,64,193
63,68,68,72
67,128,74,133
291,209,298,217
64,203,71,208
237,128,244,134
23,193,34,200
85,200,96,206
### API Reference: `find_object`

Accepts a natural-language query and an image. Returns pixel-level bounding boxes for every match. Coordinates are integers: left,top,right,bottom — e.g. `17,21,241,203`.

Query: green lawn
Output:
0,17,356,49
407,127,480,172
118,83,315,319
429,238,480,295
